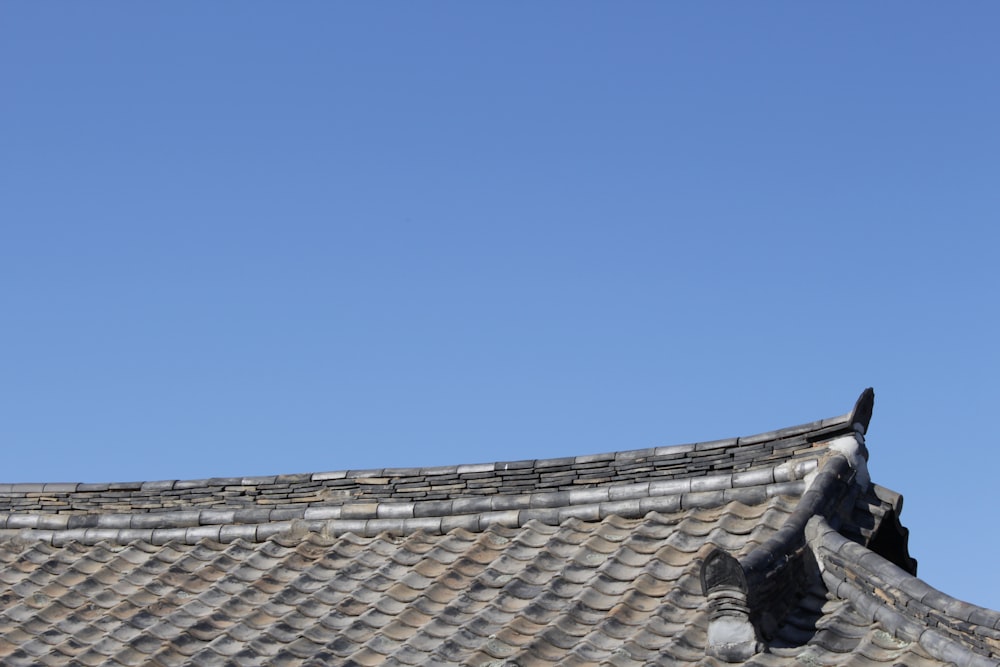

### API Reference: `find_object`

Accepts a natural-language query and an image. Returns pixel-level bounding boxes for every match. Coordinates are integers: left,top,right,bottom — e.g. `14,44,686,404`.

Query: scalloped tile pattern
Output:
0,497,952,666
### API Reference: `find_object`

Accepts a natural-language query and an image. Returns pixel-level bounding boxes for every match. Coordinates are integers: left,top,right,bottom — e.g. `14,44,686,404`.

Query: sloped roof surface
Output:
0,390,997,666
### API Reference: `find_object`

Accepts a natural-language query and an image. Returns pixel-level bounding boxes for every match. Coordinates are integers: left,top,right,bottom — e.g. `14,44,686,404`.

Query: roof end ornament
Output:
850,387,875,435
700,548,762,662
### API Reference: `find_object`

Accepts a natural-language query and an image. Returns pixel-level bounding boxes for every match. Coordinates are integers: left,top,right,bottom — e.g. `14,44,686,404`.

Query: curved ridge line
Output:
0,408,851,494
806,514,1000,664
4,479,811,546
0,459,819,537
739,449,854,583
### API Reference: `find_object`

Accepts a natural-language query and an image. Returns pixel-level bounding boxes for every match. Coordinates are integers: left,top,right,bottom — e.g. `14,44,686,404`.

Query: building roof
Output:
0,389,997,666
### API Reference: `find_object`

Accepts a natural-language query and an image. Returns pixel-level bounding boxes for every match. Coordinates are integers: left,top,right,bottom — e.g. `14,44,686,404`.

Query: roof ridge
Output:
806,515,1000,666
700,432,872,661
2,395,862,490
0,403,862,518
2,458,822,546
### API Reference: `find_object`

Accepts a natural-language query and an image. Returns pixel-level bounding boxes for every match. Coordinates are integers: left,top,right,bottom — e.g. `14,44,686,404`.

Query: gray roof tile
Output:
0,391,995,665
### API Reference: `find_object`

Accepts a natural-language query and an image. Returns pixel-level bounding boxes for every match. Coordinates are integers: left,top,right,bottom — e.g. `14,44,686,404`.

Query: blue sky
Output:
2,5,998,609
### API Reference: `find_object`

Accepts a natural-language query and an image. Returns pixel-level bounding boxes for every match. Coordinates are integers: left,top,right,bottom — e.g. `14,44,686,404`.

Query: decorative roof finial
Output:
850,387,875,435
701,549,761,662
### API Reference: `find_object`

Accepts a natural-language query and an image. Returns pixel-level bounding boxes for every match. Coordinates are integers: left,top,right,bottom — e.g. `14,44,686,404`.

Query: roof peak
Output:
0,392,875,548
850,387,876,434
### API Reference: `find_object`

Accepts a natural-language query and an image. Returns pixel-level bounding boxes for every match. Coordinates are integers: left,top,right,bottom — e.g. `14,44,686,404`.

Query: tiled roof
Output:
0,389,997,666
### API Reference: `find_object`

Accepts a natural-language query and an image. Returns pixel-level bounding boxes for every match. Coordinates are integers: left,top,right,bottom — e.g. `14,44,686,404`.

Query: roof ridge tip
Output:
851,388,875,435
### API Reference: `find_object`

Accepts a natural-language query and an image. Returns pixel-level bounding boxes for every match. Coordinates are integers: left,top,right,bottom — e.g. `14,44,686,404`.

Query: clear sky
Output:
2,4,998,610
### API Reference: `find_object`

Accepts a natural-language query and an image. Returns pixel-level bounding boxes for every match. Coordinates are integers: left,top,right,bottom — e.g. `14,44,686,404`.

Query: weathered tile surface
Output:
0,390,997,665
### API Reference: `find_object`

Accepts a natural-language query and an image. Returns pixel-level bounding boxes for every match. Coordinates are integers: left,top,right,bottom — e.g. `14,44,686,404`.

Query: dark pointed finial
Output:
850,388,875,435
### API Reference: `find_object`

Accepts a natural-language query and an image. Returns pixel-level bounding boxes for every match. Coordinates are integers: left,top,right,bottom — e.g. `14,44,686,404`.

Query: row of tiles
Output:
0,494,947,667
